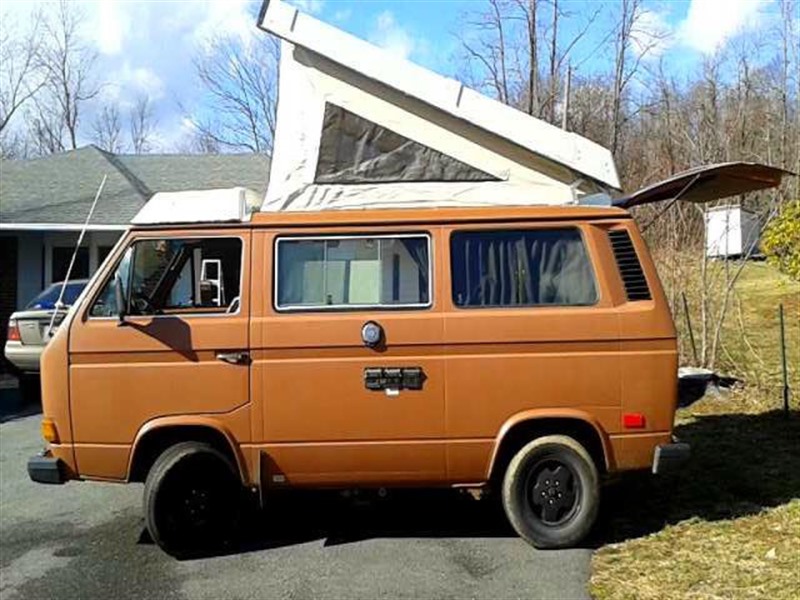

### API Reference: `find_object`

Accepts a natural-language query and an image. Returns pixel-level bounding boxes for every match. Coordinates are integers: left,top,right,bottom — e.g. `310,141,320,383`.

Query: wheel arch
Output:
127,417,249,485
487,409,612,482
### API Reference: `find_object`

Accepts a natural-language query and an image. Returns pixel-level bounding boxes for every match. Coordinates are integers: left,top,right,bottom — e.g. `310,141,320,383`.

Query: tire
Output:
502,435,599,549
143,441,242,558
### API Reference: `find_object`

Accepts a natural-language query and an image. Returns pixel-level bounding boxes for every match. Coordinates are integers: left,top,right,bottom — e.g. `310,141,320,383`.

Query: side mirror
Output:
114,273,127,323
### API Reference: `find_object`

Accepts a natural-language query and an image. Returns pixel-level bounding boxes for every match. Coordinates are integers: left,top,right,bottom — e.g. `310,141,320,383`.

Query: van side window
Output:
276,235,430,310
90,237,242,317
450,229,597,308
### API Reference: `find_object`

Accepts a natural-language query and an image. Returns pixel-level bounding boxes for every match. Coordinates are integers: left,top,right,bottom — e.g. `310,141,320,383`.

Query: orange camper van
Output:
27,163,788,556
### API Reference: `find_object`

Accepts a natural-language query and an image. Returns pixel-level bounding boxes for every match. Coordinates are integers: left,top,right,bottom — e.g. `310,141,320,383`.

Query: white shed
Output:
705,205,761,258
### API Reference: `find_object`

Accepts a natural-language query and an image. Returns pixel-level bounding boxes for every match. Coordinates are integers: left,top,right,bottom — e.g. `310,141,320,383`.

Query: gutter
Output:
0,223,128,232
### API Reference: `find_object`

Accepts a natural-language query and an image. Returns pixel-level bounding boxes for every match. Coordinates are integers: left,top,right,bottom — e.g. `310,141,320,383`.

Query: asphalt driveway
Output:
0,395,591,600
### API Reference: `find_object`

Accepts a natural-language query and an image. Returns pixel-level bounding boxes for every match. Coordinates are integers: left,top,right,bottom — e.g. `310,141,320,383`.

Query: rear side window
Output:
451,229,597,308
275,234,431,310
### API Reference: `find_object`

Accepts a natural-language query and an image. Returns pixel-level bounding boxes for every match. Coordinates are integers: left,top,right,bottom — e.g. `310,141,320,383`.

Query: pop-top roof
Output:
255,0,623,213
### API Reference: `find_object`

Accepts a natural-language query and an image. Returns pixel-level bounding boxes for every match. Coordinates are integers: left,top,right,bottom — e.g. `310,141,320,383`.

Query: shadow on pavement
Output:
140,409,800,560
140,488,517,559
590,409,800,546
0,379,42,424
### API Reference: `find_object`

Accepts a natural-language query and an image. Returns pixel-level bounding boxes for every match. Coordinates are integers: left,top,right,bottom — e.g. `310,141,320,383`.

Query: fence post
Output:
682,292,699,366
779,303,790,417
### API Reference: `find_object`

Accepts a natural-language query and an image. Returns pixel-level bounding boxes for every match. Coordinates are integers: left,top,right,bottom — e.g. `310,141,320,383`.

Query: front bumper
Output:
28,451,66,484
652,441,690,474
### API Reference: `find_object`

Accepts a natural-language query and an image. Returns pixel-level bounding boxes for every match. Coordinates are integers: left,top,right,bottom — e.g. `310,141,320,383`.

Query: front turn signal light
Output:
41,418,59,444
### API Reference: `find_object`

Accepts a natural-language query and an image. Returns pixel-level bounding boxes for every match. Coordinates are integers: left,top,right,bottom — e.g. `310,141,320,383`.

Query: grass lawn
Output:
590,262,800,600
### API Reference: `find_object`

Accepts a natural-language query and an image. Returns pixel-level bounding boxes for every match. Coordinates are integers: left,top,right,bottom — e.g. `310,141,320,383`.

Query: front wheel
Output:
143,442,242,557
502,435,599,549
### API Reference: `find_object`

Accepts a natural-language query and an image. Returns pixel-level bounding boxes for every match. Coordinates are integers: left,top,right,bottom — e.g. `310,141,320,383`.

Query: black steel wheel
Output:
526,459,581,526
502,435,599,549
144,442,242,558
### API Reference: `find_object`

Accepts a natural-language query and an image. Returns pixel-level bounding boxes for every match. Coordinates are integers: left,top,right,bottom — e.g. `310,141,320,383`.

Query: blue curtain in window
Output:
452,230,597,307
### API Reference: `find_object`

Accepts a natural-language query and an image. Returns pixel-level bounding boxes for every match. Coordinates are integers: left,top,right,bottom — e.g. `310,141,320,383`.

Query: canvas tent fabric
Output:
257,0,621,213
315,104,498,185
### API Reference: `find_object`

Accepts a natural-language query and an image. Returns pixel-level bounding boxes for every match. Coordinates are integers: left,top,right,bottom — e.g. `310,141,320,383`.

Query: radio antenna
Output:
46,174,108,338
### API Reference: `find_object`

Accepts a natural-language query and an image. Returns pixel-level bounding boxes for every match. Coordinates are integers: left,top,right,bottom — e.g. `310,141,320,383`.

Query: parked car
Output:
5,280,89,400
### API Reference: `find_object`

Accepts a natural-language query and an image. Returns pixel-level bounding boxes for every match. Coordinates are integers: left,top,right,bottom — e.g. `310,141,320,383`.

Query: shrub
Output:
762,201,800,281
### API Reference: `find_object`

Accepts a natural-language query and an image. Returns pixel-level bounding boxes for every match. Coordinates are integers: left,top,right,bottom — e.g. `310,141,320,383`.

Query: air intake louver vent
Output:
609,230,651,301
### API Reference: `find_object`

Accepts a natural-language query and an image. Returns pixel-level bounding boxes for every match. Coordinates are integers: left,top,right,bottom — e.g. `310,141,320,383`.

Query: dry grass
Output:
590,263,800,600
656,253,800,390
592,500,800,600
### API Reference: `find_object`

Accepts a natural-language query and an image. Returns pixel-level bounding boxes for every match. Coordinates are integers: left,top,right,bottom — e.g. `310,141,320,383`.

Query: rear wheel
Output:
502,435,599,549
143,441,242,557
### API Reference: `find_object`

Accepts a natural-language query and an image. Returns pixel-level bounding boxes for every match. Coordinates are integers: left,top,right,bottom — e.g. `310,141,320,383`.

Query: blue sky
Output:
1,0,787,151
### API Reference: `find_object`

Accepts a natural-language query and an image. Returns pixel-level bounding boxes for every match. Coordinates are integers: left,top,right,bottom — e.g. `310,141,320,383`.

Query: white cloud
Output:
126,66,164,99
369,10,417,60
190,0,257,49
678,0,771,54
631,9,673,59
97,64,164,108
87,0,131,56
290,0,325,15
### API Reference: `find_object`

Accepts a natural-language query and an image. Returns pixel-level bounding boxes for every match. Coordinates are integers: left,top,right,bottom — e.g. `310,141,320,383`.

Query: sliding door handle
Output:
216,351,250,365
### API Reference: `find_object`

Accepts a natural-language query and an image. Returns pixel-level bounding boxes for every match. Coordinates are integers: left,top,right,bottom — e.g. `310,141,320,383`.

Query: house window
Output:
276,234,431,310
51,247,89,282
97,245,114,267
90,237,242,317
315,103,498,184
450,229,598,308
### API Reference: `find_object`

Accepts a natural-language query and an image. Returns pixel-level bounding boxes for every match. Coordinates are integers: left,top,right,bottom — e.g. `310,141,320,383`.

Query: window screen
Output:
315,103,498,184
451,229,597,308
276,235,430,310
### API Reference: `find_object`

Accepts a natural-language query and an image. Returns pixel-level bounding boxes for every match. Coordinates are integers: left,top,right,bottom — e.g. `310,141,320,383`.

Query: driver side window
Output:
90,237,242,317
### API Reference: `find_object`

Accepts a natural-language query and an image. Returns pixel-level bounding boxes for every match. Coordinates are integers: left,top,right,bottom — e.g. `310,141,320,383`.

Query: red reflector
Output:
623,413,646,429
7,320,20,342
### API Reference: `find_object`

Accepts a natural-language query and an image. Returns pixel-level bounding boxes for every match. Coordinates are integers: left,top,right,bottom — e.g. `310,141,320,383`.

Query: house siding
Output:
16,232,44,310
0,236,19,373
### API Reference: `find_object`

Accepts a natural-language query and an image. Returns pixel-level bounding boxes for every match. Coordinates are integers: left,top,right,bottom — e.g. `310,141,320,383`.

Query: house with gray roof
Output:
0,145,269,360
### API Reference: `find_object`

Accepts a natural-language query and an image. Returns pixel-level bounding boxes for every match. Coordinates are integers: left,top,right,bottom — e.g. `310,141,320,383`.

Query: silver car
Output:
5,280,89,378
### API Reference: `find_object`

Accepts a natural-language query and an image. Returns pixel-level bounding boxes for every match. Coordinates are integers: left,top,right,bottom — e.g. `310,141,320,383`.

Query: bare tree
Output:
129,94,157,154
0,8,45,135
187,35,279,154
26,98,67,155
91,103,123,153
608,0,667,156
776,0,800,198
36,0,99,151
459,0,514,105
459,0,599,122
173,128,221,155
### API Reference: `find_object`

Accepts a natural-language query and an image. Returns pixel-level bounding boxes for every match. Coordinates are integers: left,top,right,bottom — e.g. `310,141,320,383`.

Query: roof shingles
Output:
0,146,269,226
